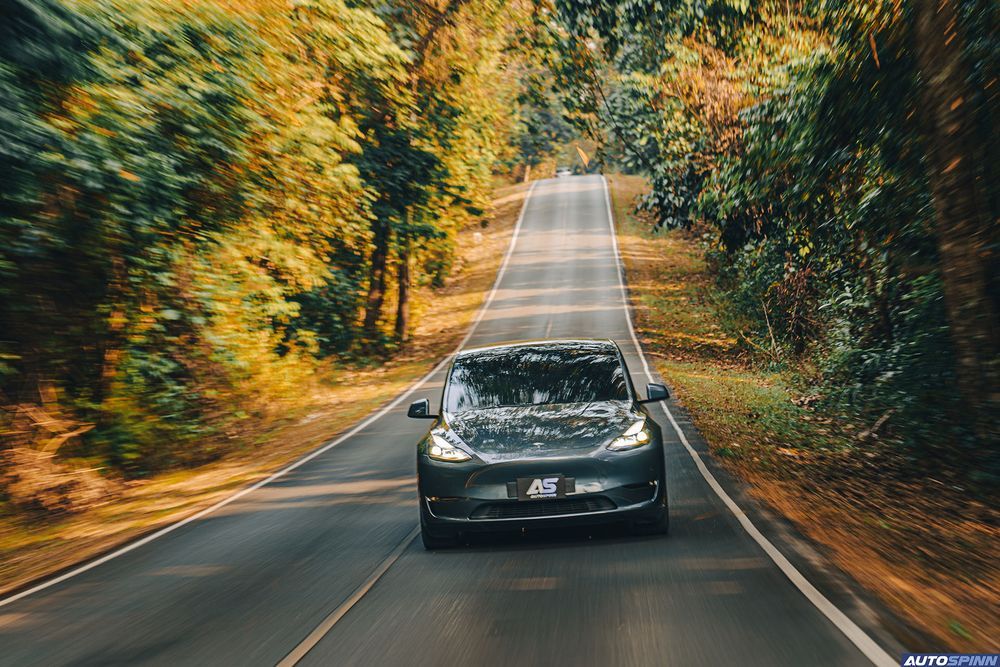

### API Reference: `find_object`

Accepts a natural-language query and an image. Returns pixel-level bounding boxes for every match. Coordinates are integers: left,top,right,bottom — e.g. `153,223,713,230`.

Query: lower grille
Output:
469,496,616,520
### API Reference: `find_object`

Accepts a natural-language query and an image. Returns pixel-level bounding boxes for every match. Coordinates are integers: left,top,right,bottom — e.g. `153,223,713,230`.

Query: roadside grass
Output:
0,181,531,597
607,173,999,653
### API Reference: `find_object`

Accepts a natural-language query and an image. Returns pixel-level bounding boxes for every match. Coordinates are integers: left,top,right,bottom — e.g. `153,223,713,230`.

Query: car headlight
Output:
428,433,472,462
607,419,652,451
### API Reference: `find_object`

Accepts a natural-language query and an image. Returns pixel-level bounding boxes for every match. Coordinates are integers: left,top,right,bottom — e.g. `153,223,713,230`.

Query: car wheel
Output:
420,502,458,550
632,505,669,536
632,482,669,536
420,526,459,550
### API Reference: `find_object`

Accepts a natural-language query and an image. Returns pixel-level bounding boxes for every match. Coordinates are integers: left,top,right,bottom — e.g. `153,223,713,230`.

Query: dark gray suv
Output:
408,339,670,549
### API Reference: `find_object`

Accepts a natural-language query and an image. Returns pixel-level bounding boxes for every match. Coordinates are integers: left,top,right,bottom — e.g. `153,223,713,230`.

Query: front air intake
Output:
469,496,615,520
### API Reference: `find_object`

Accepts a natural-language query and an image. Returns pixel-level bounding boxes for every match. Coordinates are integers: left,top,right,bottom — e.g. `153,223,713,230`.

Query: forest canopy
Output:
0,0,565,471
0,0,996,484
549,0,998,482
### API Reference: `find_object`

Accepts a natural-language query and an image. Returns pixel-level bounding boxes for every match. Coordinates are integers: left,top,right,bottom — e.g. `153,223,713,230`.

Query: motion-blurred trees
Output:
0,0,558,472
552,0,998,477
10,0,991,481
910,0,998,449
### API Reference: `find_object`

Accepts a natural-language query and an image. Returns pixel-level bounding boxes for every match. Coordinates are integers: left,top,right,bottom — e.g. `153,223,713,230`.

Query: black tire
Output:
420,526,458,550
419,502,458,550
632,481,669,536
632,505,669,536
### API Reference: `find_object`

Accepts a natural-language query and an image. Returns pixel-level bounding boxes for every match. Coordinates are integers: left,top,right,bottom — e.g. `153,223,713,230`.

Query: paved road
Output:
0,176,894,666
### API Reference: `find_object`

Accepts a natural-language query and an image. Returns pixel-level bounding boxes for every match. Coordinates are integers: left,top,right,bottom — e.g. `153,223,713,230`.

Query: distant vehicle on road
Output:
556,167,573,177
408,339,670,549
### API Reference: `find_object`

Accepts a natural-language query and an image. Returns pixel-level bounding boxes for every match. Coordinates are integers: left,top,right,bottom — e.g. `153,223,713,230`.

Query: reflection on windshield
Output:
444,343,629,412
447,403,636,458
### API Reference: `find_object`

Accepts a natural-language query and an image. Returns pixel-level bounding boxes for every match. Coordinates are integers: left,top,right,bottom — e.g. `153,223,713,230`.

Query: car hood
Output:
443,401,641,461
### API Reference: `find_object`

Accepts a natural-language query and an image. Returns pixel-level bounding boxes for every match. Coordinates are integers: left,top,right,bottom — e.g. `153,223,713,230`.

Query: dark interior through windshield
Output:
444,344,630,412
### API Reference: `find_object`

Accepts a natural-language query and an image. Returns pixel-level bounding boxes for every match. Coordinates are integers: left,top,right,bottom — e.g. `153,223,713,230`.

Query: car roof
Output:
456,339,620,358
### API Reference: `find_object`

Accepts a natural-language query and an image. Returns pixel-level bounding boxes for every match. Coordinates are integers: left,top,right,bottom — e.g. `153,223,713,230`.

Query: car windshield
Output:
444,344,629,412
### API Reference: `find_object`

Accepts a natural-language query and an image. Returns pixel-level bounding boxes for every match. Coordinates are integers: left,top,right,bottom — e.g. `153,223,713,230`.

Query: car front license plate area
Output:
512,475,575,500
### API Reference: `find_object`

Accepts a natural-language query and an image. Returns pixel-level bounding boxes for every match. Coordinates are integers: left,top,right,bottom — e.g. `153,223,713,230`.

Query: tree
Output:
912,0,999,447
549,0,998,474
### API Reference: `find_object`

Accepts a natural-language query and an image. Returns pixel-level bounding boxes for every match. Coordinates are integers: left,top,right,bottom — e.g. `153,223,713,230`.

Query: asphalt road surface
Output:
0,175,898,666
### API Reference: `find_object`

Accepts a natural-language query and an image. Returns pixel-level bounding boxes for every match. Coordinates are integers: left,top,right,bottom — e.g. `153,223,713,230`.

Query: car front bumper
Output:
418,447,666,533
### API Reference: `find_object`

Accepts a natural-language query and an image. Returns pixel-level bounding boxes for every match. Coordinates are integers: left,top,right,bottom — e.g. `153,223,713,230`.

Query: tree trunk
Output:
363,221,390,342
912,0,999,446
395,231,411,343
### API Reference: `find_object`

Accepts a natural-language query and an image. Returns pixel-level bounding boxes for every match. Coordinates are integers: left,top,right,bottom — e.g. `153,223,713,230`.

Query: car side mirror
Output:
407,398,438,419
640,383,669,403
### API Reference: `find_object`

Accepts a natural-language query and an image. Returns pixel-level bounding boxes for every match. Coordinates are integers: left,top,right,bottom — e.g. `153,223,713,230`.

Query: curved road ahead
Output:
0,176,898,666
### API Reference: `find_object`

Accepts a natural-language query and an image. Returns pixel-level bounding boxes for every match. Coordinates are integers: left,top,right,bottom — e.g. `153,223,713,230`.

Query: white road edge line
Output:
601,175,896,667
0,181,538,611
276,180,539,665
277,526,422,667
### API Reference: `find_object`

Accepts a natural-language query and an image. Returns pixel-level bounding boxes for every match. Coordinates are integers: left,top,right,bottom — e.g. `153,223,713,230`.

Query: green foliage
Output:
554,0,997,471
0,0,552,475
